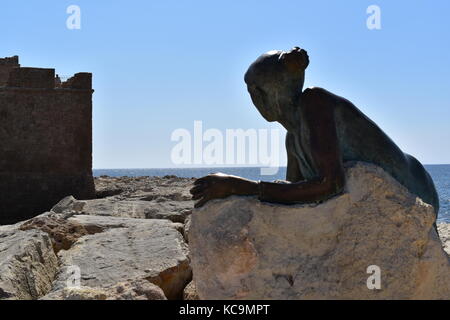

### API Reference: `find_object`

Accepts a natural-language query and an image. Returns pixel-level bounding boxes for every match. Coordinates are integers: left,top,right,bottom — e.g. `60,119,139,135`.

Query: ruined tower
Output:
0,56,95,224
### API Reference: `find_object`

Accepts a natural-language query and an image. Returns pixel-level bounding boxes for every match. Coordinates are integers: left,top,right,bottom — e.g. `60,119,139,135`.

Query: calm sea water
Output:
94,165,450,223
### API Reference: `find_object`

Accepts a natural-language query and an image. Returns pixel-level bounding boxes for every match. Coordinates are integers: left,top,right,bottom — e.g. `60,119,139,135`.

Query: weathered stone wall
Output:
0,56,20,86
0,56,95,224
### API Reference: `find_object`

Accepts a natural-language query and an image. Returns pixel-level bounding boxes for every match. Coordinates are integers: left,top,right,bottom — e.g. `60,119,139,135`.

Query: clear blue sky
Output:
1,0,449,168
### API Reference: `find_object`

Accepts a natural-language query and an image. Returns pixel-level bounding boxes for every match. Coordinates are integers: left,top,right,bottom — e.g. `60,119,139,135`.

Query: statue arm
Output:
258,88,346,203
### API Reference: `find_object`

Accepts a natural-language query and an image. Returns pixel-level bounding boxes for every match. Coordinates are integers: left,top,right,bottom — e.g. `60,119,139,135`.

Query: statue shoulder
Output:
302,87,352,113
303,87,337,100
301,87,336,115
303,86,328,94
303,87,355,106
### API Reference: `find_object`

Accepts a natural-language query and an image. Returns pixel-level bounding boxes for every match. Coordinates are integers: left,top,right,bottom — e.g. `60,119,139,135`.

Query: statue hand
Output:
190,173,258,208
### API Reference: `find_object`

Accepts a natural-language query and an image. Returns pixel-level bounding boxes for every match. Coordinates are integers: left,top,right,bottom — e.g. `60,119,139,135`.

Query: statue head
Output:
244,47,309,123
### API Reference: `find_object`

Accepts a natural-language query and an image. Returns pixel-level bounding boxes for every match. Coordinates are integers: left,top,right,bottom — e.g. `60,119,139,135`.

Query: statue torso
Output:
285,87,439,213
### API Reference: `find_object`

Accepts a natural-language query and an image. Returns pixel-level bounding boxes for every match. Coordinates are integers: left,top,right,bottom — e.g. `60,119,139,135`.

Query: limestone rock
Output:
91,175,195,223
438,223,450,255
42,286,109,300
0,174,200,300
51,196,87,214
47,215,191,300
190,162,450,300
43,176,197,226
48,176,195,224
0,225,59,300
78,199,188,223
41,279,167,300
19,215,104,253
183,281,199,300
184,215,192,243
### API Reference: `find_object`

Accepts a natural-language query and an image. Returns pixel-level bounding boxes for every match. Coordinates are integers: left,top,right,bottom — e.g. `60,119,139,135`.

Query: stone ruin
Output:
0,56,95,224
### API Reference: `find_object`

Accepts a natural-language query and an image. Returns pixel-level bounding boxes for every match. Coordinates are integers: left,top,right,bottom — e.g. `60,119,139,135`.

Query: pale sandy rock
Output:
106,279,167,300
42,286,109,300
438,223,450,255
183,281,199,300
0,226,58,300
41,279,166,300
190,162,450,300
94,175,194,204
19,214,104,253
51,196,87,214
79,198,189,223
57,176,197,223
0,175,195,300
47,215,191,300
184,215,192,243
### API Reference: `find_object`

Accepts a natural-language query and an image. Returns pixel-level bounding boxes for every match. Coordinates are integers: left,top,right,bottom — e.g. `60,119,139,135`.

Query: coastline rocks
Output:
0,175,197,300
45,215,191,300
19,214,104,253
2,211,191,300
183,215,192,243
51,196,86,215
0,225,59,299
183,281,199,300
190,162,450,300
50,176,196,223
78,199,189,223
41,279,167,300
438,223,450,255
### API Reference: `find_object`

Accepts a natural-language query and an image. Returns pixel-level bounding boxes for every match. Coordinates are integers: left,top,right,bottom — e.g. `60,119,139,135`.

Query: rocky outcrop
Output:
42,279,167,300
2,202,193,300
183,215,192,243
0,175,197,300
0,224,59,299
19,214,104,253
183,281,199,300
75,176,194,223
37,215,191,300
438,223,450,254
189,162,450,300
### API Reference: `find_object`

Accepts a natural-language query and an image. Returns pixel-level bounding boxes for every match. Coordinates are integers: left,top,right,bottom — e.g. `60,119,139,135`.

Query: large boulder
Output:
438,223,450,254
0,210,192,300
91,175,194,223
41,279,167,300
183,281,199,300
50,189,193,224
43,215,192,300
0,224,59,299
189,162,450,300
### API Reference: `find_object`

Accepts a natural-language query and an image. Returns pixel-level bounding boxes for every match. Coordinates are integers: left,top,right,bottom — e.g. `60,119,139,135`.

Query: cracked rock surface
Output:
0,175,195,300
46,215,191,300
0,224,59,299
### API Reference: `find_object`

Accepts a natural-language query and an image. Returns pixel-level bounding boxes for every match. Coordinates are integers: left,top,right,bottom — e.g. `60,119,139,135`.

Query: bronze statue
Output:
190,47,439,218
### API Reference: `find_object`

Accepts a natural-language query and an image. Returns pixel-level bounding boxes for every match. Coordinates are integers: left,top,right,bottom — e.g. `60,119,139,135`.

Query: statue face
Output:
245,47,309,122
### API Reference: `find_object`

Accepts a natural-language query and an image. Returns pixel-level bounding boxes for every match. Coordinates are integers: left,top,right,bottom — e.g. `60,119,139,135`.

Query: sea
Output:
93,165,450,223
